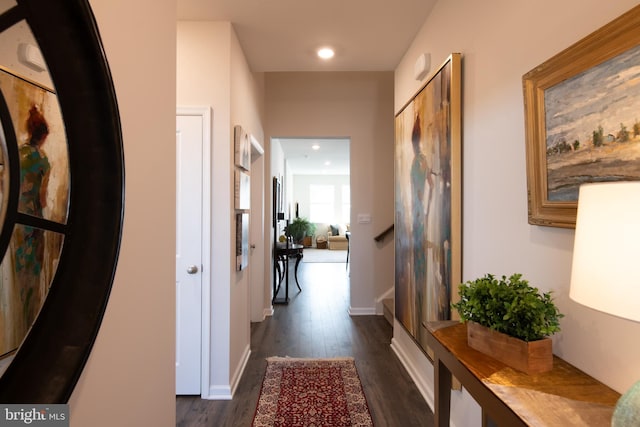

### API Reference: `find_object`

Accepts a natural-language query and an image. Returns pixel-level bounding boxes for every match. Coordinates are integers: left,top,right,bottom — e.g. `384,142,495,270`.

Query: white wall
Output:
394,1,640,425
265,72,395,314
177,20,264,398
0,20,52,88
177,20,233,398
229,26,265,388
69,1,177,426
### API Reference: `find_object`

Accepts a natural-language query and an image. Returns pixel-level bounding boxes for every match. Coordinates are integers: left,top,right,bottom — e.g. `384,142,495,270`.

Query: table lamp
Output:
569,181,640,427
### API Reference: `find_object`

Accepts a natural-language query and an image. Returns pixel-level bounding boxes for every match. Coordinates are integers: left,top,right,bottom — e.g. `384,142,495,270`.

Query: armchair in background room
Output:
327,224,350,250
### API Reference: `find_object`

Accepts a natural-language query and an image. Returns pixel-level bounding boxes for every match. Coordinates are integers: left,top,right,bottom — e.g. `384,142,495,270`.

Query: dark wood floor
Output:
176,260,434,426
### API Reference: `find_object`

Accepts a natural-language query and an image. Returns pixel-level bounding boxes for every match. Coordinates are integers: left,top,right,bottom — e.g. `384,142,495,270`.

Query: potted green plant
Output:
451,273,563,374
284,217,316,244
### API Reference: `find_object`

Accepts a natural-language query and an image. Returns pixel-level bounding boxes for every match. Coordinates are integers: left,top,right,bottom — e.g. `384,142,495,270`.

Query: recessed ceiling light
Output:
312,144,320,150
317,47,335,60
324,161,331,166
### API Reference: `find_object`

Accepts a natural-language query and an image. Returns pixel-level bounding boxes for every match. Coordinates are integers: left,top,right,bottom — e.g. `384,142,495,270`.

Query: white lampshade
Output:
569,181,640,322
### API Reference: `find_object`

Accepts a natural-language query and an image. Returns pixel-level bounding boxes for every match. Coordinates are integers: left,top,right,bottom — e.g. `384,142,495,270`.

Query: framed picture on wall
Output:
394,53,462,356
523,5,640,228
234,124,250,171
0,67,69,358
236,212,249,271
234,170,250,210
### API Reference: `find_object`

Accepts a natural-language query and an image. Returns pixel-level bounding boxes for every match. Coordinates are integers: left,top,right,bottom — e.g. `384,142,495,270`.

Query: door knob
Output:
186,265,198,274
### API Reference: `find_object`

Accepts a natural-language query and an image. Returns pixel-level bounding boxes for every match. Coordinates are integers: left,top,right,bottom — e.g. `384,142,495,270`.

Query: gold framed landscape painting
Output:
394,53,461,354
523,5,640,228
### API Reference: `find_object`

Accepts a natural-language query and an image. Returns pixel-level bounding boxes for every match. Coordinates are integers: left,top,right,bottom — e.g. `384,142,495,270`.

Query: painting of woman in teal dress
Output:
0,69,69,356
15,105,51,328
394,54,462,352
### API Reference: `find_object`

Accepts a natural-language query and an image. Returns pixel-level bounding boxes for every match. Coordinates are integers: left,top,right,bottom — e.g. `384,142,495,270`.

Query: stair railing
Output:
374,224,394,242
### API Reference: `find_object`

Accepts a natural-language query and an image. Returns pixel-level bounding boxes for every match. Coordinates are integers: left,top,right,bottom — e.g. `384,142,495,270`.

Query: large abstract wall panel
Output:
394,53,462,354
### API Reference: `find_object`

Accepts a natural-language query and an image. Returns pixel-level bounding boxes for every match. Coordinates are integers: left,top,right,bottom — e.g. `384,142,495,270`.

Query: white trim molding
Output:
348,306,376,316
375,286,395,315
230,344,251,397
390,320,481,427
390,321,434,410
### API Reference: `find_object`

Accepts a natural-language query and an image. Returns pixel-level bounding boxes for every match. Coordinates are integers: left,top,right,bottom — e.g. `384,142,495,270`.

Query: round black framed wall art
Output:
0,0,124,403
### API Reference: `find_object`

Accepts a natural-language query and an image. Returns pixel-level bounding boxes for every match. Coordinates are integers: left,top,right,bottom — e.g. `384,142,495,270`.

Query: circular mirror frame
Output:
0,0,124,403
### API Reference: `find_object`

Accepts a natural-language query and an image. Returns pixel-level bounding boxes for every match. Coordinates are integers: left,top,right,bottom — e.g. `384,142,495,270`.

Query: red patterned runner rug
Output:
252,357,374,427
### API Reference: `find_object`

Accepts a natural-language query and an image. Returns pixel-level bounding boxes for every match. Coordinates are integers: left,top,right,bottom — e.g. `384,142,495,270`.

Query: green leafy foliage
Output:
451,273,563,341
284,217,316,243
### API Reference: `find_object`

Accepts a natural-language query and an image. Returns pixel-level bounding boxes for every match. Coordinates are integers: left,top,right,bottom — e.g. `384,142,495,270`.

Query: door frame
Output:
249,135,267,321
176,106,211,398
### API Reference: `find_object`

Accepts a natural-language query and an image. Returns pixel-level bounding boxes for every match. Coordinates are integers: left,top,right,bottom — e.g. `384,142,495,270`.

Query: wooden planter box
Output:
466,321,553,375
302,236,312,247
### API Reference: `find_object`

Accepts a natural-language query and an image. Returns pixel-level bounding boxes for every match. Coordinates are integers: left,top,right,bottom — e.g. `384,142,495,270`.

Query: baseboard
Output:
205,385,232,400
375,286,394,303
390,321,479,427
348,306,376,316
252,307,273,323
204,344,250,400
390,321,435,411
374,286,394,315
230,344,251,397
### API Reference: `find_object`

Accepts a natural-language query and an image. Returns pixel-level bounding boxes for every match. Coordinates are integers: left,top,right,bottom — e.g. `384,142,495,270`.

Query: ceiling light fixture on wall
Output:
18,43,46,72
317,47,335,60
414,52,430,81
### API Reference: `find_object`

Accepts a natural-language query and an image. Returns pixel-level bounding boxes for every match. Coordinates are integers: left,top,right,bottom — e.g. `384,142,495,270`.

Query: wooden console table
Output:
425,321,620,426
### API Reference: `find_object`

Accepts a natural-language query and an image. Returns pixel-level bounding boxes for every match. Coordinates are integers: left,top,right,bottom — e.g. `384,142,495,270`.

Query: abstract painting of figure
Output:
0,68,68,357
394,54,461,352
14,106,51,333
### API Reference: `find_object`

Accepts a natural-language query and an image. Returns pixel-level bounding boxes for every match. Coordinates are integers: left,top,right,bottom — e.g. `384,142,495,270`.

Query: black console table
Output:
273,242,303,304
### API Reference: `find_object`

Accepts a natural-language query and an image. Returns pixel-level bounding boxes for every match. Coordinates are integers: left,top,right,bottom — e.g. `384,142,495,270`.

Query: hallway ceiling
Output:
177,0,437,72
276,138,350,175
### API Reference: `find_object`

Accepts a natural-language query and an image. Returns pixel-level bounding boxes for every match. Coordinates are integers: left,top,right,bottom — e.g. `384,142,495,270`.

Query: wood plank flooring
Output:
176,261,434,426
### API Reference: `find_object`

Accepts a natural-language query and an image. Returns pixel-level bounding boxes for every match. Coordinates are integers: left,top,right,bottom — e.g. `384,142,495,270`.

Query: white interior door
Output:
176,113,203,395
